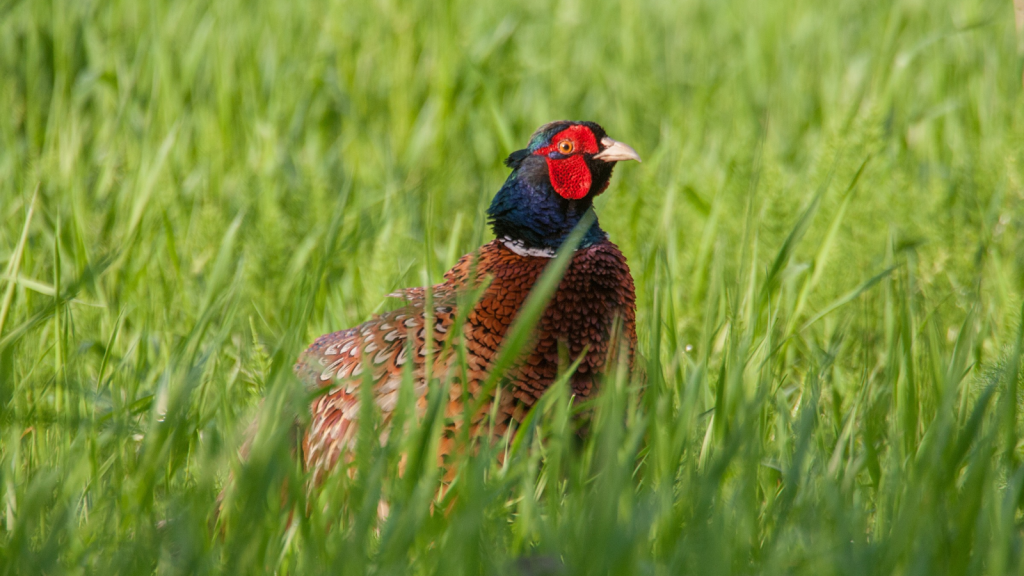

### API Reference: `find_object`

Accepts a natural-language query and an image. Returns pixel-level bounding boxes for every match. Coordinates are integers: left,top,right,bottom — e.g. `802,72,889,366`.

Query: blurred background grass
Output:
1,0,1024,573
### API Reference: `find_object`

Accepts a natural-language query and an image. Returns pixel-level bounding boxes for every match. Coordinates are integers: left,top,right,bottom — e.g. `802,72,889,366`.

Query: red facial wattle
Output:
545,155,591,200
533,125,601,201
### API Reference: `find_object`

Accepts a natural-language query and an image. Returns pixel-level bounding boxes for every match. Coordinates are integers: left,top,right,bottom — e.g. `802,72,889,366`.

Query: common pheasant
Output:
294,121,641,481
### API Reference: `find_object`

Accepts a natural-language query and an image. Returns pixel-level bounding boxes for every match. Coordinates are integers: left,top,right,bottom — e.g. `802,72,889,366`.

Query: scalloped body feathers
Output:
295,240,636,480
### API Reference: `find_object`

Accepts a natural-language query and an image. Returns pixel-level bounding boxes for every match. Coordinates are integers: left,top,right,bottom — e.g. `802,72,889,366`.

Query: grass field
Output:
2,0,1024,573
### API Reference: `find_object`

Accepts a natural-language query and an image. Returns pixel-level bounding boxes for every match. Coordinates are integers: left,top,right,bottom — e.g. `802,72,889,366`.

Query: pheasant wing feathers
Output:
295,289,459,477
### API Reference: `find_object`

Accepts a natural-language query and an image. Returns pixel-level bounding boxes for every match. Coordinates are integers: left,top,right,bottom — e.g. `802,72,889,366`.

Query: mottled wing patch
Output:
296,294,459,480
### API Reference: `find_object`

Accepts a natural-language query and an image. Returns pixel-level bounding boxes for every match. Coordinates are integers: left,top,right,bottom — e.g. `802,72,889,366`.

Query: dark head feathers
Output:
506,121,609,169
504,148,530,168
529,121,607,151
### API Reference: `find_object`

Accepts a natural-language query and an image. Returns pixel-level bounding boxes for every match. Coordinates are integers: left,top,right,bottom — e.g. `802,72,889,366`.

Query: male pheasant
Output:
294,121,641,481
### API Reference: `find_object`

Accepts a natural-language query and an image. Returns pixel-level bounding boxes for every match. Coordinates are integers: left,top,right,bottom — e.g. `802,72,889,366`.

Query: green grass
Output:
2,0,1024,573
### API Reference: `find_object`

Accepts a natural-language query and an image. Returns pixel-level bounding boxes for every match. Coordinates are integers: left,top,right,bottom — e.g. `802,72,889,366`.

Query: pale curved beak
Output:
593,137,642,163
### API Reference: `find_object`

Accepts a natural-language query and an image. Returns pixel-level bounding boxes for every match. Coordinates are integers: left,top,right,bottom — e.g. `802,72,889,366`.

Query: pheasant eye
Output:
557,140,574,154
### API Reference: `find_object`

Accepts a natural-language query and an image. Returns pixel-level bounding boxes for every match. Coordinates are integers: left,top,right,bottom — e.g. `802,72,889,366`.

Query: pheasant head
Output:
487,121,641,256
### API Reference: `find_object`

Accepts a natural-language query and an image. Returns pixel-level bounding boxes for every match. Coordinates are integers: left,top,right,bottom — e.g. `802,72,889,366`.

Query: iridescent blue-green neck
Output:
487,164,607,253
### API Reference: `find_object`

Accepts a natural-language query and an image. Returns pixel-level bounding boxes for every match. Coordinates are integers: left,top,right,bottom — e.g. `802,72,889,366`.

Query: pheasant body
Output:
295,121,641,481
